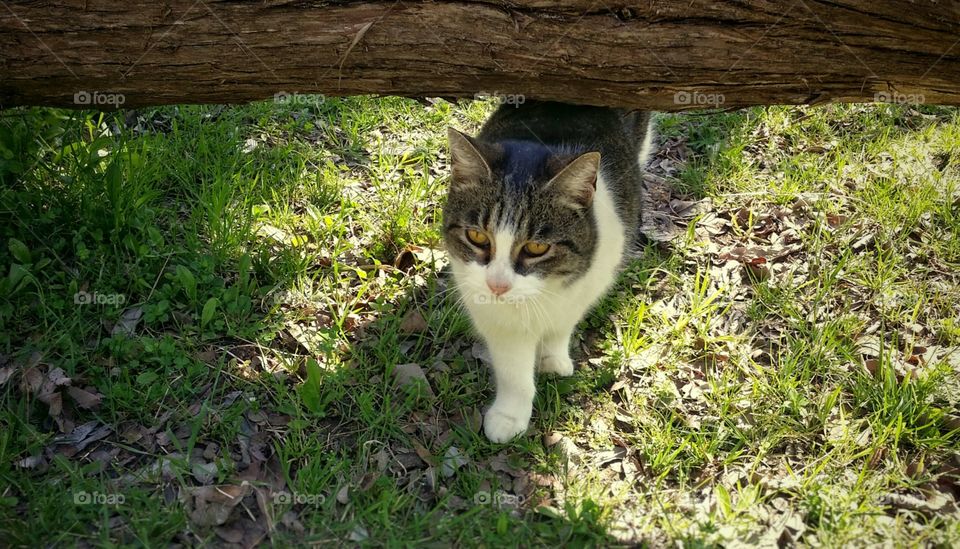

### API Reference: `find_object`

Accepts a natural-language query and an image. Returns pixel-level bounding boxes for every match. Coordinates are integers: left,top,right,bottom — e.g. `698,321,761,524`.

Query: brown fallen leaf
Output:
441,446,468,478
399,309,429,334
67,386,103,410
111,306,144,337
528,472,556,488
543,432,563,447
0,366,13,387
461,407,482,434
20,366,43,394
857,336,883,358
640,211,683,242
253,485,275,534
471,342,492,365
391,450,425,473
281,511,305,534
192,461,219,485
393,246,417,272
943,414,960,432
393,363,435,398
827,213,849,227
359,471,379,492
246,409,268,424
489,452,526,478
47,367,72,387
196,349,218,363
552,437,583,466
49,421,112,456
336,485,350,505
745,260,771,282
395,245,449,272
257,223,294,245
349,524,370,542
14,455,46,470
39,390,63,418
670,198,712,219
213,526,245,544
182,483,252,527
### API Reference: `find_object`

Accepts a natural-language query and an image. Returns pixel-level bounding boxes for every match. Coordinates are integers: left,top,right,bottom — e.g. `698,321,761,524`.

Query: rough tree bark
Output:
1,1,958,111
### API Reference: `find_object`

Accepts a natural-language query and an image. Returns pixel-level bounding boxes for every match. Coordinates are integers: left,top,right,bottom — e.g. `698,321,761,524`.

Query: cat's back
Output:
479,101,637,149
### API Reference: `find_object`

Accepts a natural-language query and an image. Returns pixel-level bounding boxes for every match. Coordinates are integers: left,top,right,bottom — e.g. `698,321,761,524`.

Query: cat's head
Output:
442,127,600,305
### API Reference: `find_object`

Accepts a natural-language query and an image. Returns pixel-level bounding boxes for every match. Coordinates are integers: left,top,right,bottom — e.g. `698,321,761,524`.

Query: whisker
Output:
533,296,556,334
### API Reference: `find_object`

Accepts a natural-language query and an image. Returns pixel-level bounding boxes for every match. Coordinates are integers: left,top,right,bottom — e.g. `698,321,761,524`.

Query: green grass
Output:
1,98,958,546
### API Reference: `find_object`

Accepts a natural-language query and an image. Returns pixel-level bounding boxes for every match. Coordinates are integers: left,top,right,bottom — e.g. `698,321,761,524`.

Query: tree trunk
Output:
1,1,958,111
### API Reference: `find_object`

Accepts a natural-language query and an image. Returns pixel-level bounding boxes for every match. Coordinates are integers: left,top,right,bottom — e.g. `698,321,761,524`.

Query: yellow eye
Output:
523,241,550,256
466,229,489,246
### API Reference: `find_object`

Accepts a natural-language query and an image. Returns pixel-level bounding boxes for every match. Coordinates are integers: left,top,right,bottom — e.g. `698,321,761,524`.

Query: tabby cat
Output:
443,101,654,442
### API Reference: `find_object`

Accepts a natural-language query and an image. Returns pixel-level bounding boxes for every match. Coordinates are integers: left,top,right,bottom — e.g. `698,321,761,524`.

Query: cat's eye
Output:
523,241,550,256
465,229,489,246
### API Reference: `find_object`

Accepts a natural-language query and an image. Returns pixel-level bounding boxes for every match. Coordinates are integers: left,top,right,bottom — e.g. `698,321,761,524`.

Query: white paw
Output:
483,405,531,443
540,355,575,376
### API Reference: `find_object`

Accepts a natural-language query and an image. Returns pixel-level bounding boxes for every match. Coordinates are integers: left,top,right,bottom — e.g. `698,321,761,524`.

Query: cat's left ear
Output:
448,127,493,191
546,152,600,210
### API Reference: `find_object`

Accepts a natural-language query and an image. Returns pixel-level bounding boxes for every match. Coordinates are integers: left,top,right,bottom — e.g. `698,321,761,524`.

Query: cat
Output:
443,100,655,442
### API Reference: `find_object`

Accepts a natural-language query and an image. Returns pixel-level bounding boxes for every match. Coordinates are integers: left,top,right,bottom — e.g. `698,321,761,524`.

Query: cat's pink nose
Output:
486,280,511,296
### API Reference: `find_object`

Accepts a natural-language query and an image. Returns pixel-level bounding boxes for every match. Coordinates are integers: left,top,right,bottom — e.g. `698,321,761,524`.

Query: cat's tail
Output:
622,110,656,167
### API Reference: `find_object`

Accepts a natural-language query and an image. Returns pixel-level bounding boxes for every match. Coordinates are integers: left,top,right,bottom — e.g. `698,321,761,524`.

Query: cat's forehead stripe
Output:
499,140,553,191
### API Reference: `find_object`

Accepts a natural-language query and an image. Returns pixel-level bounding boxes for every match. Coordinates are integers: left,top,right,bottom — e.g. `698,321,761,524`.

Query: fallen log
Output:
1,1,958,110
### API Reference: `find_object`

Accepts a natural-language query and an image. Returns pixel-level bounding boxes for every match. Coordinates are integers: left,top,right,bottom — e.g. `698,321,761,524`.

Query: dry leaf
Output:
543,432,563,447
393,363,434,398
182,483,251,527
50,421,112,454
14,455,46,469
67,386,103,410
0,366,13,387
285,322,326,356
411,440,435,466
441,446,468,478
349,524,370,542
47,367,72,387
20,366,43,394
39,390,63,418
399,309,429,334
192,461,219,485
214,526,245,544
112,307,144,337
471,342,492,365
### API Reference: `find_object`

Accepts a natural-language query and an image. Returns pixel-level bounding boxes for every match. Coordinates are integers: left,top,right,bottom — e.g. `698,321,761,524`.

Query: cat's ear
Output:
448,127,493,190
546,152,600,210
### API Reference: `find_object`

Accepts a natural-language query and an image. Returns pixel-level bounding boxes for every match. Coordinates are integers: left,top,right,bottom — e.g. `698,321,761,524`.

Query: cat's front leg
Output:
538,323,578,377
483,336,537,443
